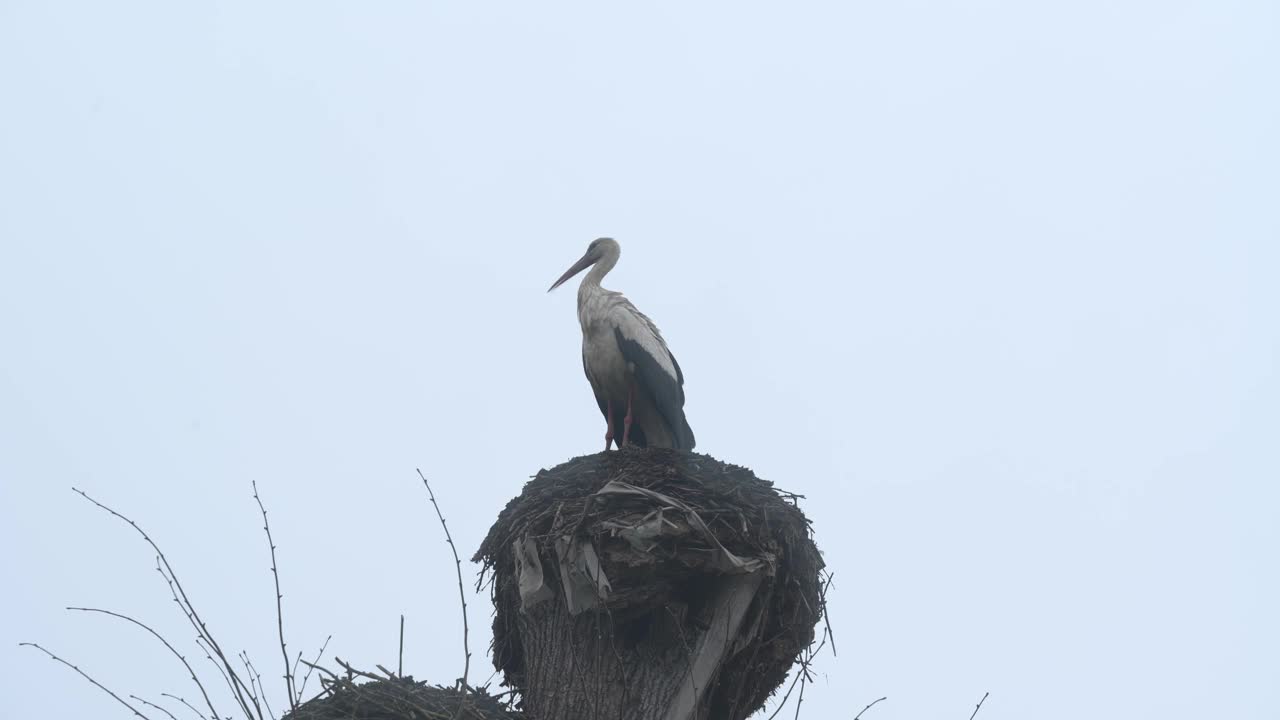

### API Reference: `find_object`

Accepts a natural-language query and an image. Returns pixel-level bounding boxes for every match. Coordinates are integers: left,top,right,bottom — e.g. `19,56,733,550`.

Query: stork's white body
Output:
577,285,632,398
550,238,695,450
578,282,685,449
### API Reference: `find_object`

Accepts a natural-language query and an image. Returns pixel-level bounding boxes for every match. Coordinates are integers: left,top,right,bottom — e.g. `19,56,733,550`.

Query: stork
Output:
548,238,696,451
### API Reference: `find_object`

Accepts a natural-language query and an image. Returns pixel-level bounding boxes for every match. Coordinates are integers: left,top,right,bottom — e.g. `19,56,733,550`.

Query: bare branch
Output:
791,665,808,720
416,468,471,720
768,625,831,720
73,488,260,720
240,652,276,720
288,650,303,699
398,615,405,678
763,633,828,720
131,695,181,720
819,570,837,657
252,481,297,711
193,635,258,720
19,642,153,719
764,661,803,719
160,693,211,720
791,631,825,720
66,606,220,720
853,696,887,720
295,635,331,704
969,691,990,720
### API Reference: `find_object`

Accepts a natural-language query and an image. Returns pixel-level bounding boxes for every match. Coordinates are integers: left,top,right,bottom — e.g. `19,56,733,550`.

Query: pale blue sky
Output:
2,2,1277,718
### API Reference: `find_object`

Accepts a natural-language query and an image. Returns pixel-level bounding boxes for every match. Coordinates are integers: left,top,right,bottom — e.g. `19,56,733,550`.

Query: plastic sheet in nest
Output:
474,449,824,720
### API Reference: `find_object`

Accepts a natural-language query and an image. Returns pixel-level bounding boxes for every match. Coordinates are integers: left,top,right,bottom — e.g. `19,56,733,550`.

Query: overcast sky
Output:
2,2,1277,719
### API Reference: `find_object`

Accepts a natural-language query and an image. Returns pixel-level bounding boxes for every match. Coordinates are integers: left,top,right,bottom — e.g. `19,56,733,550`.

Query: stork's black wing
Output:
613,325,696,450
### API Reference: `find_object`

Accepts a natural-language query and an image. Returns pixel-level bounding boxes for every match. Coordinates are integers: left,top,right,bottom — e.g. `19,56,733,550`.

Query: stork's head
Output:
548,237,620,292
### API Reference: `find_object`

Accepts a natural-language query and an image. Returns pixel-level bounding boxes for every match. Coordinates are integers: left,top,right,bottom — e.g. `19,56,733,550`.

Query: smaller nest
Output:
474,449,824,719
287,677,521,720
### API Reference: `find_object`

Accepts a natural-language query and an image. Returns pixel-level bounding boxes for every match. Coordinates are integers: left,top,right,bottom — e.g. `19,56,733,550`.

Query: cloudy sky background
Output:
2,1,1277,718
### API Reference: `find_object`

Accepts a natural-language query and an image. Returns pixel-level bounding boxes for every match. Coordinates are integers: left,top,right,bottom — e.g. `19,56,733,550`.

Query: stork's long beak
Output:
547,251,597,292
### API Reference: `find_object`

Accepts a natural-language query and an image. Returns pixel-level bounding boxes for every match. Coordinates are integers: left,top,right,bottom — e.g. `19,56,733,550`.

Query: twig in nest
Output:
19,642,153,719
253,481,297,712
298,659,340,687
65,606,221,720
399,615,405,677
333,657,385,683
417,468,471,720
853,696,887,720
969,691,990,720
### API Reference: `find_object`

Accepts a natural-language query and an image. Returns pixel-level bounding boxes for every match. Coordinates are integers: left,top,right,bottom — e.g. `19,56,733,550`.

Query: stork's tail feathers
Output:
615,415,693,451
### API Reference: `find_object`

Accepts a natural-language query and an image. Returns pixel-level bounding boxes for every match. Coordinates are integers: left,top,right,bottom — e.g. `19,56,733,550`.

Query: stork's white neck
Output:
580,243,620,290
573,242,624,334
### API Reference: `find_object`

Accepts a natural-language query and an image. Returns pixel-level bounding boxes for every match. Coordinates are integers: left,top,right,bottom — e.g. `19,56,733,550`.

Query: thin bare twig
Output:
200,641,258,720
288,651,303,698
969,691,990,720
73,488,260,720
416,468,471,720
162,563,259,720
819,570,837,657
252,481,297,712
398,615,405,677
193,636,252,719
19,642,153,719
853,696,887,720
66,606,221,720
295,635,331,704
241,652,276,720
791,666,808,720
764,634,828,720
791,631,826,720
764,660,804,719
132,695,181,720
161,693,211,720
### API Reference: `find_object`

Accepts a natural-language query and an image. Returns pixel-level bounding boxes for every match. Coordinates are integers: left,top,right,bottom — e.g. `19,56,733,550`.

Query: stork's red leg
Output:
621,384,635,446
604,399,615,451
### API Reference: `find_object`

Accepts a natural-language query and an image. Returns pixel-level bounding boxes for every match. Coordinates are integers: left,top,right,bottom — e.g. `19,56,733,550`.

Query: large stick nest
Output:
474,449,824,719
288,678,521,720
